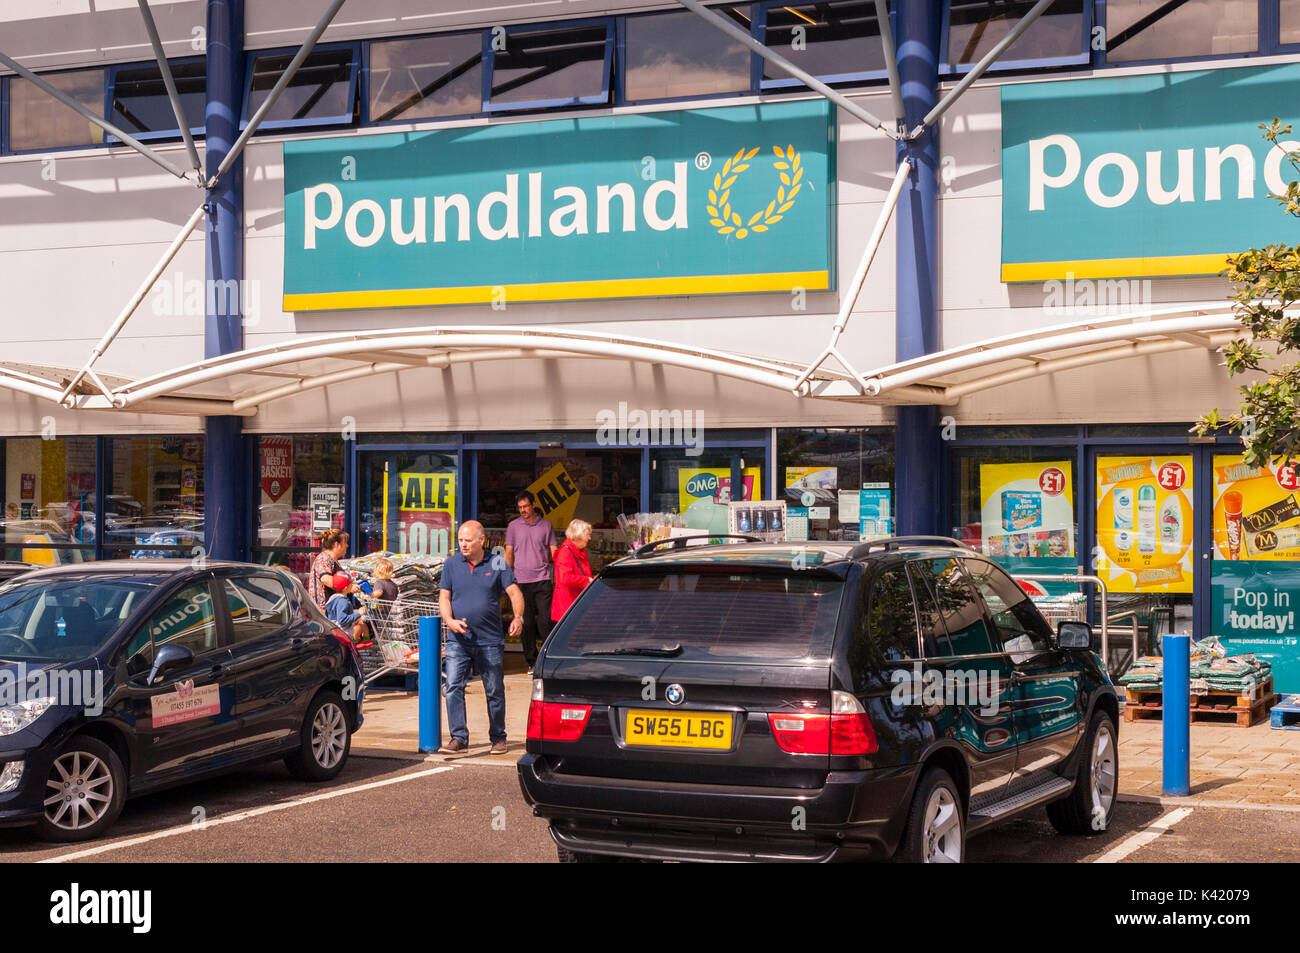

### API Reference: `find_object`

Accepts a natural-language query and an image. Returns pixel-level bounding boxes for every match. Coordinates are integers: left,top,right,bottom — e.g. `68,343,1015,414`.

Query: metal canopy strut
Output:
53,0,349,407
137,0,203,174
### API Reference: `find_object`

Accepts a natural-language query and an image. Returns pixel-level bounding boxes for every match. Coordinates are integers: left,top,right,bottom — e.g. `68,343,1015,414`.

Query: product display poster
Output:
386,471,456,557
1211,455,1300,561
859,488,893,541
784,466,836,504
1095,456,1193,593
785,507,809,542
979,461,1074,559
679,467,760,510
1210,560,1300,694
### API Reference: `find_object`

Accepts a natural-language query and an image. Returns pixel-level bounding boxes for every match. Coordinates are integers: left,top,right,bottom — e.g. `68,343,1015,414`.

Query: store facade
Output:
1,0,1298,684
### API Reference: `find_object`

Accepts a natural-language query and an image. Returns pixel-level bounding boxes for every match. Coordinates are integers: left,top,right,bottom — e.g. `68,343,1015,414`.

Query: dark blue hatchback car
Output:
0,560,364,842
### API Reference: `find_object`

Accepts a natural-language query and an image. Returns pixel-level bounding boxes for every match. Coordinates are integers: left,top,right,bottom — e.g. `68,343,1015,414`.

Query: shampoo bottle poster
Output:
1095,456,1192,593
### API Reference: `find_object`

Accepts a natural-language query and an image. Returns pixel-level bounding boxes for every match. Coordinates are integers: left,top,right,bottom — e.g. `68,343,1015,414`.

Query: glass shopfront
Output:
253,435,346,578
777,427,894,541
0,436,96,565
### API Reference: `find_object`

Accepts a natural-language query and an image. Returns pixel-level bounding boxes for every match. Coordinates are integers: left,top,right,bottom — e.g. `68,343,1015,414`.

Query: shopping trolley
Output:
358,597,442,688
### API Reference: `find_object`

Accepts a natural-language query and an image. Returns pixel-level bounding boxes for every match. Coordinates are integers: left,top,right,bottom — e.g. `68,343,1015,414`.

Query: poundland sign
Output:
1002,63,1300,282
282,100,835,310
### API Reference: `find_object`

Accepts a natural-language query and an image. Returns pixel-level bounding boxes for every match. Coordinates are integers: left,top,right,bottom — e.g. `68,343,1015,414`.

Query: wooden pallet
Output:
1124,676,1276,728
1272,694,1300,731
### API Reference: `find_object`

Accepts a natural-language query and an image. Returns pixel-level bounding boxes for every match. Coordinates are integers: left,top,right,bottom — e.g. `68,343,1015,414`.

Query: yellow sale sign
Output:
528,462,580,532
1095,456,1193,593
1212,455,1300,561
978,461,1074,559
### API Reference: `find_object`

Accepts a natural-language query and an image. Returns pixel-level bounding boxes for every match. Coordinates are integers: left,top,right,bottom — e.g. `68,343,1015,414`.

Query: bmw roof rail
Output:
633,534,761,558
847,536,973,559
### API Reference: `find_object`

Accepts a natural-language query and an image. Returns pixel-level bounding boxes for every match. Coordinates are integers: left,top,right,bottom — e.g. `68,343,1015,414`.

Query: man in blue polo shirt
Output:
438,520,525,754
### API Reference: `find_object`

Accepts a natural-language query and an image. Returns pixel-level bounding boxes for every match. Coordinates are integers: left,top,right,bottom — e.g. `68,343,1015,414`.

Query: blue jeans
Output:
443,639,506,744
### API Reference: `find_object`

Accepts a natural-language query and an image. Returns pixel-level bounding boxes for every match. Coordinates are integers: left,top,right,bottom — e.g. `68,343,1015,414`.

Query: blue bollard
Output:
1162,633,1190,796
418,616,441,753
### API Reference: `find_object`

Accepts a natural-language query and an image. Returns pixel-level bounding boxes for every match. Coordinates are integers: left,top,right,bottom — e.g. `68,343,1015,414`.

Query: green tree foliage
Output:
1195,120,1300,465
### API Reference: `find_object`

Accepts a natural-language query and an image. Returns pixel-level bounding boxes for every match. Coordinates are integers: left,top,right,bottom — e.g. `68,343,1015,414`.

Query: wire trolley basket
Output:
356,597,442,687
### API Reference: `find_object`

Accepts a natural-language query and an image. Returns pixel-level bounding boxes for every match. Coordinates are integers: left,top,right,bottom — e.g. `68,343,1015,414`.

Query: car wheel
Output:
285,690,351,781
894,767,965,863
1047,709,1117,835
37,736,126,843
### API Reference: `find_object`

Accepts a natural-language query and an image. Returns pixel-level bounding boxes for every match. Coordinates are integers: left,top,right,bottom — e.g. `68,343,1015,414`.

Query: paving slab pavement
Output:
352,673,1300,808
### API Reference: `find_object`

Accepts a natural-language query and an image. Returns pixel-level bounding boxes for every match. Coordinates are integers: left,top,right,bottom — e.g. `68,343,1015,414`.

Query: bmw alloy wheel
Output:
44,751,114,832
1091,721,1116,815
311,701,347,769
923,786,963,863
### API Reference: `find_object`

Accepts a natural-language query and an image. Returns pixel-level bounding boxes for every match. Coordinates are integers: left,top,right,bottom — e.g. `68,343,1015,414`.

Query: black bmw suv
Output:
518,537,1118,863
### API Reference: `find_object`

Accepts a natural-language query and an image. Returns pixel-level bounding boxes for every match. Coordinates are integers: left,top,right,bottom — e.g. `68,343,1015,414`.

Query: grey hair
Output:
565,518,593,541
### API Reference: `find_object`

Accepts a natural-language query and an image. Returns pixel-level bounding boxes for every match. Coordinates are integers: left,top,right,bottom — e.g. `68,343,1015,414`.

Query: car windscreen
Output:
547,566,848,663
0,577,160,662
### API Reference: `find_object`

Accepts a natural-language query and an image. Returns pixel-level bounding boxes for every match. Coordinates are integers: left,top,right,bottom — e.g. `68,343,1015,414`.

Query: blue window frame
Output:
942,0,1092,72
363,29,486,124
241,42,359,131
484,19,613,113
107,56,206,143
757,0,891,89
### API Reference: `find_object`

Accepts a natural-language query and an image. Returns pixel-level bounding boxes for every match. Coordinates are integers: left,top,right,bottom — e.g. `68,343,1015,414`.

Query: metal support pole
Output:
137,0,203,174
1162,633,1191,796
791,158,912,393
213,0,348,182
912,0,1058,136
675,0,896,136
875,0,906,126
57,201,208,406
418,615,443,753
0,50,192,180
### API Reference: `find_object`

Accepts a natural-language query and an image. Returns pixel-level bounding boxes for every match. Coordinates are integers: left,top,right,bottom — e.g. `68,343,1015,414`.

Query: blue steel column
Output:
204,0,248,561
893,0,943,537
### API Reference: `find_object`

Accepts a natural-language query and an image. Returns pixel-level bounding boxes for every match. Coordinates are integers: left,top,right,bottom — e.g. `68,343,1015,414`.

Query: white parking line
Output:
1093,807,1194,864
39,764,456,864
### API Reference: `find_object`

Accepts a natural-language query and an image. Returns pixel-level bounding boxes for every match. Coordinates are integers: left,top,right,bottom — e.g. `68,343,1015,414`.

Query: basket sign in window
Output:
282,100,835,309
1002,63,1300,281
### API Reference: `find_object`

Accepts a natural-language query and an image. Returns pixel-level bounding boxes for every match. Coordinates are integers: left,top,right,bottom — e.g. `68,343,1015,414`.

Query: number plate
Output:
624,710,733,749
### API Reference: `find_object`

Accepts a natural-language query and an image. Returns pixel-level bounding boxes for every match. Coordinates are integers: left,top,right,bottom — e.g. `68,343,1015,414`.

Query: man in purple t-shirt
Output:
504,490,558,673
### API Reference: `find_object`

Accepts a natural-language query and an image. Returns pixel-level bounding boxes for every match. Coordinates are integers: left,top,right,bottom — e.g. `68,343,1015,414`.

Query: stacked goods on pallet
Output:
1121,636,1277,726
1118,657,1164,692
1194,654,1272,695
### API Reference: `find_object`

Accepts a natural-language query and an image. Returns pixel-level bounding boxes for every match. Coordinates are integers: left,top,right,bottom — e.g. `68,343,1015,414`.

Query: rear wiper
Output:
583,643,684,658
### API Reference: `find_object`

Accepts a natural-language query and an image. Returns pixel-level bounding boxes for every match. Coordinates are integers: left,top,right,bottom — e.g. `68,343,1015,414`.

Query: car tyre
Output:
285,690,351,781
1047,709,1117,835
37,735,127,843
894,767,965,863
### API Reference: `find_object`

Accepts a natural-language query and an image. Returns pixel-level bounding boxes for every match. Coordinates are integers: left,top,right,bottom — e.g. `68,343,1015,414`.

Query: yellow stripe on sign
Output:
283,271,830,311
1001,253,1233,283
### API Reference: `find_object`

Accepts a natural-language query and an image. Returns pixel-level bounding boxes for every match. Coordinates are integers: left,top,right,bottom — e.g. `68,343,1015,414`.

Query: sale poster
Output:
1095,456,1193,593
386,471,456,558
527,462,580,531
978,461,1074,559
1211,455,1300,561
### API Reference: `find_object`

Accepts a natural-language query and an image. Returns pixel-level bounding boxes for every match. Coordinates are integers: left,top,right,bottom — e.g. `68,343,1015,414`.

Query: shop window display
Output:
102,436,205,560
777,428,893,541
0,437,96,564
254,435,346,580
648,447,765,538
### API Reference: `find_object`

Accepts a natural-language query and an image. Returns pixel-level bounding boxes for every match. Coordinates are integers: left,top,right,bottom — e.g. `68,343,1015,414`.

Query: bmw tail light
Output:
768,692,877,756
526,682,592,742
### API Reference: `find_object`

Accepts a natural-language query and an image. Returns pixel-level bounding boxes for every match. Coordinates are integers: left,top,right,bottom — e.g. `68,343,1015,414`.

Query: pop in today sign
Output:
1002,63,1300,282
283,100,835,310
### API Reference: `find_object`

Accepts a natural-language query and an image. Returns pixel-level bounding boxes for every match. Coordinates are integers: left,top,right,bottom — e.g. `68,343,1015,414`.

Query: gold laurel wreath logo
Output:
707,144,803,239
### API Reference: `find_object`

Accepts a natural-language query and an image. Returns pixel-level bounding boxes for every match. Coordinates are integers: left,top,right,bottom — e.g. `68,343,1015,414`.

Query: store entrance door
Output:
1087,447,1205,668
355,447,460,559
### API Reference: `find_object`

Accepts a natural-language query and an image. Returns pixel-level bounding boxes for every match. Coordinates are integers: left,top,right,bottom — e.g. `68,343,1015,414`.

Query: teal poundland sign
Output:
283,100,835,310
1002,63,1300,282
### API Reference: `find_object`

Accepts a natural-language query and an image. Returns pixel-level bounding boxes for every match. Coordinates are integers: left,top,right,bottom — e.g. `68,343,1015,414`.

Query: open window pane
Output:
369,33,484,122
625,8,752,101
8,69,106,152
947,0,1086,67
488,24,610,108
247,47,356,126
111,59,206,136
1104,0,1257,62
762,1,884,83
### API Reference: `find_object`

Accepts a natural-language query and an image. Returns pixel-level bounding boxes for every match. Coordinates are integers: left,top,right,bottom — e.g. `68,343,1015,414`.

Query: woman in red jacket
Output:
552,518,594,622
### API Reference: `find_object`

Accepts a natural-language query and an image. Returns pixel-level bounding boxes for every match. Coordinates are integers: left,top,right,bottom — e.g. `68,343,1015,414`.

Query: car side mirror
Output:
147,643,194,686
1056,621,1093,650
